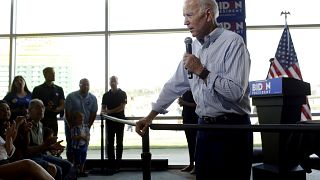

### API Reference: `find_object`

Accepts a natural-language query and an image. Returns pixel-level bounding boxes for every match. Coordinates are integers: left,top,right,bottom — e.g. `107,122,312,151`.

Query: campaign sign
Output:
219,19,246,38
216,0,245,19
249,78,283,96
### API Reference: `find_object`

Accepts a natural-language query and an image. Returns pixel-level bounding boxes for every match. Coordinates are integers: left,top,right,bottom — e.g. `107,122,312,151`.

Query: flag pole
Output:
280,11,290,26
280,11,291,51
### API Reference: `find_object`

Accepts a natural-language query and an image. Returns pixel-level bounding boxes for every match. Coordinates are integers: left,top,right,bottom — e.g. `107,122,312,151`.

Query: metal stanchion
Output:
102,114,151,180
141,128,151,180
90,114,107,175
100,114,105,172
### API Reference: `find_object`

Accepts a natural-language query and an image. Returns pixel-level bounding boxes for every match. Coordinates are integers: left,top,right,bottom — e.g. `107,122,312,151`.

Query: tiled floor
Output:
79,168,320,180
76,148,320,180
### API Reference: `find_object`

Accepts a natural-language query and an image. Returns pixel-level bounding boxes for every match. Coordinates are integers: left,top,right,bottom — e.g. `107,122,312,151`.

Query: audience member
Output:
0,113,17,165
70,112,90,177
32,67,65,136
136,0,252,179
22,99,72,180
0,100,31,163
0,159,55,180
178,90,197,174
0,101,54,180
101,76,127,174
65,78,97,165
43,127,63,157
3,76,32,121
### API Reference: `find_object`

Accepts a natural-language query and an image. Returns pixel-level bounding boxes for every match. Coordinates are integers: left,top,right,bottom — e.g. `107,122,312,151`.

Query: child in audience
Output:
71,111,90,177
43,127,63,157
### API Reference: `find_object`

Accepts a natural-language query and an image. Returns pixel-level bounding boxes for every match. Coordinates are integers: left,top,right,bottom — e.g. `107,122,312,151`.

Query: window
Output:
15,35,105,107
0,38,10,97
16,0,105,33
109,0,185,30
0,1,10,34
246,0,320,25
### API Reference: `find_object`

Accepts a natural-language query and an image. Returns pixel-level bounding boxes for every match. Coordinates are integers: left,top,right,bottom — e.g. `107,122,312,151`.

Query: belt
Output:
201,113,247,124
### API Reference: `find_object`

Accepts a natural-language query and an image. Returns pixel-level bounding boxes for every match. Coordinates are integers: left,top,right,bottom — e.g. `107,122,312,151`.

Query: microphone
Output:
184,37,193,79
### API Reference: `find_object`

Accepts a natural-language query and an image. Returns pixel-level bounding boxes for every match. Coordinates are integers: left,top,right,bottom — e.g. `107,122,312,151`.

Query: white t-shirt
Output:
0,136,15,160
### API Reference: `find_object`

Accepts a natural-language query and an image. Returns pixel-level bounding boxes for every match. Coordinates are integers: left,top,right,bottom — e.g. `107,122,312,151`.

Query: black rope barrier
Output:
149,123,320,132
102,114,320,180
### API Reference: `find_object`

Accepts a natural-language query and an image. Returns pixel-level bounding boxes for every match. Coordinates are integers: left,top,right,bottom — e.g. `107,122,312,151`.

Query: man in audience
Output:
32,67,65,136
101,76,127,174
22,99,72,180
65,78,98,176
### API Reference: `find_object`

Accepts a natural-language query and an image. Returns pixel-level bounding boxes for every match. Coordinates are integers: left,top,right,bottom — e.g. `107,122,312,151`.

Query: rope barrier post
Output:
100,114,105,172
141,128,151,180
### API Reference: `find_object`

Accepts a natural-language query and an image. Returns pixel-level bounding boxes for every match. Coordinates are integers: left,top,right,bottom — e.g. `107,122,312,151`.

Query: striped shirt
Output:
152,27,251,117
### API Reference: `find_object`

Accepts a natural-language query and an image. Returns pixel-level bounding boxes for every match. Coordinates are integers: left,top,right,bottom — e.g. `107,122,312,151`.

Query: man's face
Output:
0,103,11,121
29,103,45,122
183,0,210,39
45,69,55,82
109,77,118,89
79,79,90,94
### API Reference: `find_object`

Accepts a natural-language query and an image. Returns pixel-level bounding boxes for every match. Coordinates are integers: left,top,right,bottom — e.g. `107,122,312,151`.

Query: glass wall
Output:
246,0,320,25
0,1,11,34
15,36,105,97
16,0,105,33
0,38,10,97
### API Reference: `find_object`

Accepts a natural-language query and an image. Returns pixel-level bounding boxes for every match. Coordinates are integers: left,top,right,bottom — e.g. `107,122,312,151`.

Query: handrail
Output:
102,114,136,126
58,112,320,121
149,123,320,132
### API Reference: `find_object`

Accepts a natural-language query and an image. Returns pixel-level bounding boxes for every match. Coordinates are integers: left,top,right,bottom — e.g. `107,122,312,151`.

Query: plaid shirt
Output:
70,124,90,149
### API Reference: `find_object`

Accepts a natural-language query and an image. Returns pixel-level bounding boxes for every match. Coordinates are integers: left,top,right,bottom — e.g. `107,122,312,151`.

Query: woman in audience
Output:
3,76,32,121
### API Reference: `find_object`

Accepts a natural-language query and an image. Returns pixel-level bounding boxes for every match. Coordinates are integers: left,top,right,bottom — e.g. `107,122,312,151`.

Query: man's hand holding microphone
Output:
184,37,206,79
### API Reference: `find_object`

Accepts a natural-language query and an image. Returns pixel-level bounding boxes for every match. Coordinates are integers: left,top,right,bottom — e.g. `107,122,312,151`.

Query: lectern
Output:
250,77,311,180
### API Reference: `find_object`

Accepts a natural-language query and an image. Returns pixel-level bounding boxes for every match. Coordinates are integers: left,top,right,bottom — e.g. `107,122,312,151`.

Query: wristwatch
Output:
199,67,210,80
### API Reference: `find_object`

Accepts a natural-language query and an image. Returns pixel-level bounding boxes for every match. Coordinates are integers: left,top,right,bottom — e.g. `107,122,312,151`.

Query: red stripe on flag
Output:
292,64,302,80
285,70,293,77
273,64,283,77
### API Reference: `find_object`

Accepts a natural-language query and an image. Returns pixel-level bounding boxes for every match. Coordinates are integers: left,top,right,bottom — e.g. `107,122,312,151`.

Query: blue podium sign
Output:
250,77,310,97
250,78,283,96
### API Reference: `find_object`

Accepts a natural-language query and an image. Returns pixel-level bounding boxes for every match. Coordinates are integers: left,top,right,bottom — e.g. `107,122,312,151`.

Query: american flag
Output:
267,25,312,121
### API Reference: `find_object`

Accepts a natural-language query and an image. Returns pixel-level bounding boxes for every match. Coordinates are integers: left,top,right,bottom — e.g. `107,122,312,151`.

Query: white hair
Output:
199,0,219,24
29,99,44,109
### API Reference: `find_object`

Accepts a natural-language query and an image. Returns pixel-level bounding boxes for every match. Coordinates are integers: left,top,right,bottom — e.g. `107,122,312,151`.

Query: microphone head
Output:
184,37,193,45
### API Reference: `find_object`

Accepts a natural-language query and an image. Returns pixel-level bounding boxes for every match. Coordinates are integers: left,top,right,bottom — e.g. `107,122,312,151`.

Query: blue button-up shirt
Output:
65,91,98,125
152,27,251,117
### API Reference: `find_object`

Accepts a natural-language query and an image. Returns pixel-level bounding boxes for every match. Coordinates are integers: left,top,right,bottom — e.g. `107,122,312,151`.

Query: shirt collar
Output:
201,25,224,49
